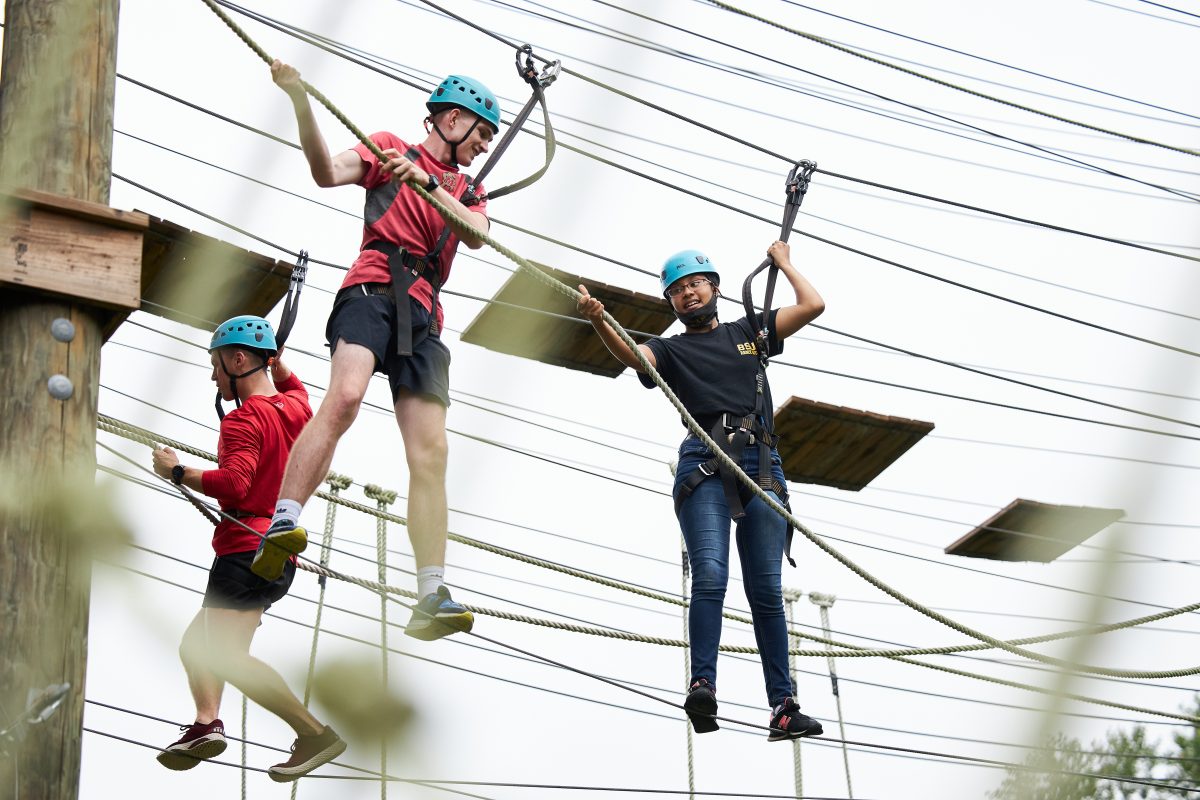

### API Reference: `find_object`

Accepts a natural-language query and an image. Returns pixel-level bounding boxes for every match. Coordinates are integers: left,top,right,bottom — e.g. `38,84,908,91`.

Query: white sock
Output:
416,566,445,600
270,499,303,529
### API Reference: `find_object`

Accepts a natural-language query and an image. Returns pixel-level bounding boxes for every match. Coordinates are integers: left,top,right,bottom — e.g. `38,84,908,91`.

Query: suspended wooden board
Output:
945,498,1124,563
459,263,675,378
100,212,293,340
772,396,934,491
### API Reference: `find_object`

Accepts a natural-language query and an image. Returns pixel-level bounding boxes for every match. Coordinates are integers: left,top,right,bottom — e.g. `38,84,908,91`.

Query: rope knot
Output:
364,484,398,506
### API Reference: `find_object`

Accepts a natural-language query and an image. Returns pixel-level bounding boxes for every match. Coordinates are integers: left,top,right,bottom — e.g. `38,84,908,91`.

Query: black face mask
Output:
674,294,720,329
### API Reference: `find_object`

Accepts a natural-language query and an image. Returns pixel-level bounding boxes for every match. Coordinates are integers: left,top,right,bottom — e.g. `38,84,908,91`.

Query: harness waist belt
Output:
363,240,441,356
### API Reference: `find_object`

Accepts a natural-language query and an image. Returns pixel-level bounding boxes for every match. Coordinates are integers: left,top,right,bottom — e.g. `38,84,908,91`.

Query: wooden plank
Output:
460,263,674,378
1,206,143,309
945,498,1124,562
773,396,934,490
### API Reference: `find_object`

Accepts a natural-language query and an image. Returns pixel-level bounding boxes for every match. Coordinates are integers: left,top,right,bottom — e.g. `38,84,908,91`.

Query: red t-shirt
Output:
201,372,312,556
344,133,488,330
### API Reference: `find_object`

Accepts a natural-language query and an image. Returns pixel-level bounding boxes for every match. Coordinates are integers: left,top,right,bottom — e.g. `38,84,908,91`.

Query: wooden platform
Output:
772,396,934,491
102,213,293,340
1,189,147,312
945,498,1124,562
459,263,675,378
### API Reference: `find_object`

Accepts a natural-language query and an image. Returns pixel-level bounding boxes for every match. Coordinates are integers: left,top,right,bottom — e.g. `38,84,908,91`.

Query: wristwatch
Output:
171,464,185,486
423,174,439,193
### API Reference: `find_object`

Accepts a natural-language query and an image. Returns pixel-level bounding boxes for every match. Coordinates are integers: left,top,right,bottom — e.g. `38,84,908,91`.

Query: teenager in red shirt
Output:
257,61,499,641
151,316,345,781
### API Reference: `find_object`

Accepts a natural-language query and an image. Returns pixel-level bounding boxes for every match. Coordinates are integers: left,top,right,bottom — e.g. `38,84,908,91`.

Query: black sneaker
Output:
268,725,346,783
683,678,719,734
156,718,227,770
768,698,823,742
404,585,474,641
251,521,308,581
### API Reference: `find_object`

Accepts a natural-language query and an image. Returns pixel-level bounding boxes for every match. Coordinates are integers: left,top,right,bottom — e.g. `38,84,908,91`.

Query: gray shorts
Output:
326,285,451,407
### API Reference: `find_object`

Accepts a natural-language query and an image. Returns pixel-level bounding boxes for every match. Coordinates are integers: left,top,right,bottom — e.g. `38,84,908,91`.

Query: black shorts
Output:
326,286,451,407
202,550,296,611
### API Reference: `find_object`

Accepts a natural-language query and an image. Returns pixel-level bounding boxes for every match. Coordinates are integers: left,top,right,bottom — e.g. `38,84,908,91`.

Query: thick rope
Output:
96,426,1200,724
701,0,1200,158
99,415,1200,672
811,595,854,798
783,592,804,797
291,471,350,800
680,540,695,800
363,483,396,800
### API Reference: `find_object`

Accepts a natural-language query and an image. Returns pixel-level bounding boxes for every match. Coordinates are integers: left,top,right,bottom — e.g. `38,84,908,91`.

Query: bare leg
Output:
179,609,225,724
197,607,325,737
394,388,448,570
276,340,375,507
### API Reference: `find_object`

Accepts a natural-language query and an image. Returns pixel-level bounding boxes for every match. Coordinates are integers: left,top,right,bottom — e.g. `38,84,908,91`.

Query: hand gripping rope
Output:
213,250,308,421
195,0,1200,682
462,44,560,208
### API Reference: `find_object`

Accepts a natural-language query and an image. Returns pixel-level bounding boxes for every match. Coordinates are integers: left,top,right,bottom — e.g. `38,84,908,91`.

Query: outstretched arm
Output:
576,284,657,373
768,241,825,340
271,60,366,188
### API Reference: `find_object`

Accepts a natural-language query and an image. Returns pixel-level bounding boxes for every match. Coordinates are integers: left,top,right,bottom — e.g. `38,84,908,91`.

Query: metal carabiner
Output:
537,59,562,88
785,159,817,201
515,44,538,85
291,249,309,286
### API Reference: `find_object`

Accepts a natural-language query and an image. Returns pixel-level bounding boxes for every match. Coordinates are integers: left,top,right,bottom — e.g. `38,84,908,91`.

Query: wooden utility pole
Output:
0,1,122,797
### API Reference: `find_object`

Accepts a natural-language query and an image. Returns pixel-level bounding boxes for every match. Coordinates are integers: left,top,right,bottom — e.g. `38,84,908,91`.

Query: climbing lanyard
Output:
740,159,817,361
274,249,308,349
213,250,308,421
462,44,560,208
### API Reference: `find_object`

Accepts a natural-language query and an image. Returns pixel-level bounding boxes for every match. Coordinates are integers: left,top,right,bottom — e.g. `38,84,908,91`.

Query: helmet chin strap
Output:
675,294,720,329
213,350,272,421
427,113,482,167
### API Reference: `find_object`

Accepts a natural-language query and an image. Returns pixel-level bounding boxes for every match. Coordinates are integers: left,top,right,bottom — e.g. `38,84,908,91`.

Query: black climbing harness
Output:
462,44,560,208
214,250,308,421
674,161,817,567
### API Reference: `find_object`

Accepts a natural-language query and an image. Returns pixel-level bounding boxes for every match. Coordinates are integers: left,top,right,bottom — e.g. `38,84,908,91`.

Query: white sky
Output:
67,0,1200,797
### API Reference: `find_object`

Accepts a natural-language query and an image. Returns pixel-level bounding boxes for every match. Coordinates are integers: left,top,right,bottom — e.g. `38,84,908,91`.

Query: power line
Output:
773,0,1200,124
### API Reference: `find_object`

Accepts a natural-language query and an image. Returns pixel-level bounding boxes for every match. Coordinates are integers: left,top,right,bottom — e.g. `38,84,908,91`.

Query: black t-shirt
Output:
638,310,784,432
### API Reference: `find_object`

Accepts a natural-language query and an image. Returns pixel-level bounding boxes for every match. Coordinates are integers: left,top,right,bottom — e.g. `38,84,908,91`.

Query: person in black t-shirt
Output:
578,241,825,742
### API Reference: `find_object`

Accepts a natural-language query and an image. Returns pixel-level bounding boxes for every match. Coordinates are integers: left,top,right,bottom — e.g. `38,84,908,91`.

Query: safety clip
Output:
785,159,817,202
515,44,560,89
291,249,309,286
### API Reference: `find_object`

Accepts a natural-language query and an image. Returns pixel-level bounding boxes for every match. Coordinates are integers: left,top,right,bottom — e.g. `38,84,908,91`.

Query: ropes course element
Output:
96,431,1200,725
363,483,396,800
291,471,349,800
699,0,1200,158
191,0,1200,685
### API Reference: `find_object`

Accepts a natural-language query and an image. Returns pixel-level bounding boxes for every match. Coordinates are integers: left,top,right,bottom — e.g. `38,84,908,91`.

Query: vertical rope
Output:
811,592,854,798
364,483,397,800
681,537,695,800
783,589,804,798
240,694,248,799
291,472,351,800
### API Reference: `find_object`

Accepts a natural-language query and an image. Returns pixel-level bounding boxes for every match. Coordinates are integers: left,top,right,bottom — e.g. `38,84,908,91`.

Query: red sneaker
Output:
268,726,346,783
156,719,227,770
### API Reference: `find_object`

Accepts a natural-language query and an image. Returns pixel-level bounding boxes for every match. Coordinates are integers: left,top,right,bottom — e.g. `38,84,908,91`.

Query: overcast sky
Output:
67,0,1200,797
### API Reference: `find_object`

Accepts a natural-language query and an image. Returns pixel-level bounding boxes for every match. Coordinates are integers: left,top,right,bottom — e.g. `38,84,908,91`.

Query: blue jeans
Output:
674,436,794,706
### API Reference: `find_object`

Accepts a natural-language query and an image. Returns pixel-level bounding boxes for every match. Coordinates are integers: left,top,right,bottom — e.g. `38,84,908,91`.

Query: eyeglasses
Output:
666,277,712,298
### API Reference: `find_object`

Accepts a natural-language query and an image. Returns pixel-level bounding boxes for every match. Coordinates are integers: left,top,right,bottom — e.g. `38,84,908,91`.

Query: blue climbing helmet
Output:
427,75,501,134
209,315,278,354
660,250,721,297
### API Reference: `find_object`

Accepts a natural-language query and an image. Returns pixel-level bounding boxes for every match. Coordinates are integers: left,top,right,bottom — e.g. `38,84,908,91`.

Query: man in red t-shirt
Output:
150,316,345,782
257,61,497,641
